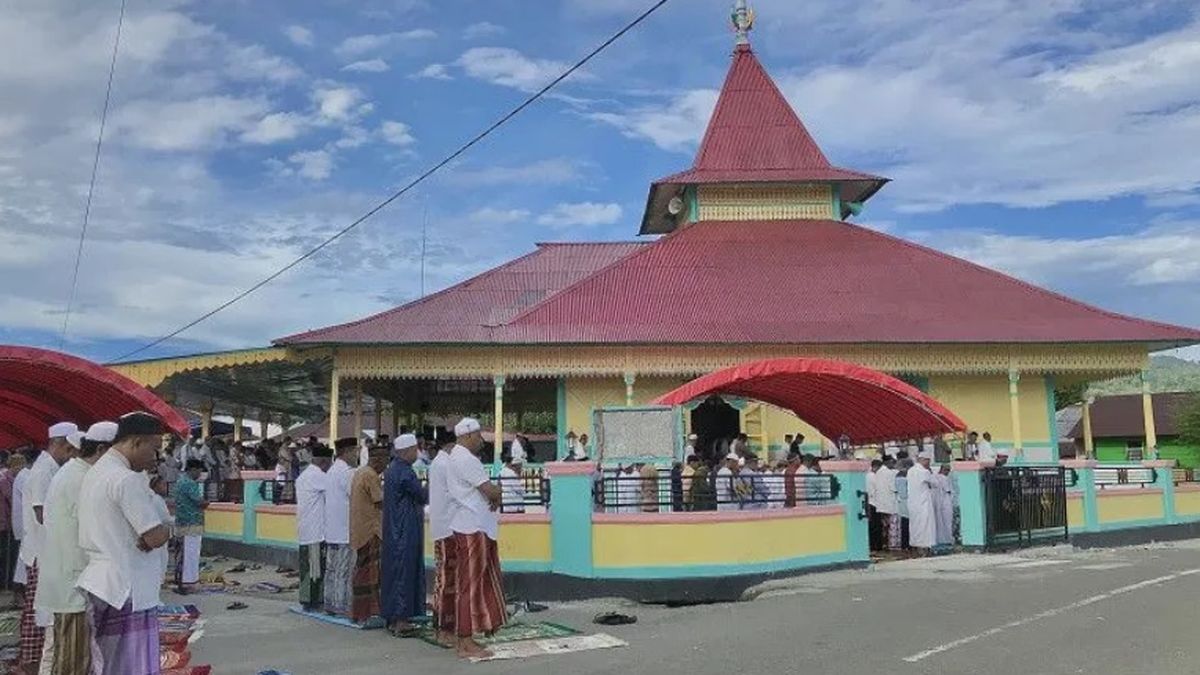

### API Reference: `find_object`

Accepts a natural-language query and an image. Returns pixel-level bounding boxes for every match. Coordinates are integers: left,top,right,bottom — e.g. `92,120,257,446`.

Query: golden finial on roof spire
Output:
731,0,755,47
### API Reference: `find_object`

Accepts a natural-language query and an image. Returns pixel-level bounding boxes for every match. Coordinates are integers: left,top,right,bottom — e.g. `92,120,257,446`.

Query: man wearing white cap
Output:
715,453,740,512
446,417,505,658
380,434,426,636
17,422,76,674
498,449,526,515
906,450,939,554
37,421,115,675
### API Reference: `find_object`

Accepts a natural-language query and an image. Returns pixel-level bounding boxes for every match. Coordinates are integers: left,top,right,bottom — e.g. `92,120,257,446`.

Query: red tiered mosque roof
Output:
278,37,1200,350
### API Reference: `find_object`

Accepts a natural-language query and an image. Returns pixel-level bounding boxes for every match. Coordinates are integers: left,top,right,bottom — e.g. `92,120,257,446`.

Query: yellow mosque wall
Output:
563,375,691,440
927,374,1052,449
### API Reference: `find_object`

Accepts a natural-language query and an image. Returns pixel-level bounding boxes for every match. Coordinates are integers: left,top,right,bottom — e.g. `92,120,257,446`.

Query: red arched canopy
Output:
0,345,188,449
655,358,966,445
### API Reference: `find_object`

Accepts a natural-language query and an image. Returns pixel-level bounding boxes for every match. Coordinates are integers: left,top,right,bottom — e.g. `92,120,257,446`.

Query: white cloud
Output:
588,89,717,153
287,149,334,180
110,96,268,151
283,25,313,47
333,126,370,149
312,85,367,122
380,120,415,146
462,21,505,40
240,112,307,144
342,59,390,73
536,202,623,228
334,29,436,58
225,44,302,83
412,63,452,80
469,207,530,226
447,158,584,186
456,47,571,93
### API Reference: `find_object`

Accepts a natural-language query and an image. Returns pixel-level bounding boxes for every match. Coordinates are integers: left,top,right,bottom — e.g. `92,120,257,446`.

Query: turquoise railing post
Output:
823,460,870,562
954,462,990,547
1079,462,1099,532
544,461,596,578
1147,460,1177,524
241,474,268,545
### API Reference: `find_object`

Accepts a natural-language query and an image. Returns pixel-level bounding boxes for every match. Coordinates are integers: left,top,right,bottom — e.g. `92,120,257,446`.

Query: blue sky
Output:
2,0,1199,362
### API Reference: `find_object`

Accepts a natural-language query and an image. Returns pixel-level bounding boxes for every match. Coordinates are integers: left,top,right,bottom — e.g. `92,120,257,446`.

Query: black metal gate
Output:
983,466,1069,549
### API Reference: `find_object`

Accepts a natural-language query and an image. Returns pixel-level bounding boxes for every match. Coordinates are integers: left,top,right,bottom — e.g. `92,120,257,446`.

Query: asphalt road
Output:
191,540,1200,674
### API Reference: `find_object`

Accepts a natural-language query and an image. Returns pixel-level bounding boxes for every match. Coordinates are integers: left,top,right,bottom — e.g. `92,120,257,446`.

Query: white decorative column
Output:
1008,369,1022,460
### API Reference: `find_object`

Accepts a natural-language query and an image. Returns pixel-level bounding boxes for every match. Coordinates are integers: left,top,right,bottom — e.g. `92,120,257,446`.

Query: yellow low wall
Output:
592,507,846,570
1097,490,1164,523
204,504,243,538
1175,486,1200,518
256,506,297,543
421,516,552,567
1066,494,1084,529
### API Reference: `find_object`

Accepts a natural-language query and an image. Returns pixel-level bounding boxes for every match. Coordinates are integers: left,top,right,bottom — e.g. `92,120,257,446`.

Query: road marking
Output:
1001,560,1070,569
1077,563,1133,571
903,568,1200,663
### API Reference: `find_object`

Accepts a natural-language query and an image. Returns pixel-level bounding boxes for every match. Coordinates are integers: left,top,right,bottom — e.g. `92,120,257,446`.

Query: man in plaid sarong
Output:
349,445,388,624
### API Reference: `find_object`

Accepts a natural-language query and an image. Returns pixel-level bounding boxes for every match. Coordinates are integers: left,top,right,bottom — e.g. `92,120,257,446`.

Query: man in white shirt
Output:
17,421,75,675
977,432,996,462
76,413,171,675
323,438,357,617
37,421,115,675
715,453,740,511
866,459,882,551
296,444,333,612
428,432,457,646
874,458,899,550
12,453,29,589
906,451,939,555
446,418,505,659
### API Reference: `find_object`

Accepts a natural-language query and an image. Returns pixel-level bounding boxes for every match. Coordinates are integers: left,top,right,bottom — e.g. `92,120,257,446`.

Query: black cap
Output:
334,437,358,451
186,459,207,471
311,444,334,458
114,412,165,442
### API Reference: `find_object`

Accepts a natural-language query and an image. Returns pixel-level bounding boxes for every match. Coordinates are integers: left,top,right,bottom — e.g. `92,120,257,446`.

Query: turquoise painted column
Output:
1148,460,1177,524
824,460,869,562
1062,459,1098,533
954,463,988,547
242,478,262,545
545,462,596,578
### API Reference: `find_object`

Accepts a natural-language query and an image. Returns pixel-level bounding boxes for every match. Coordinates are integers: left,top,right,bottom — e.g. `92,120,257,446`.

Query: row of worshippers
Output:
293,417,508,659
866,451,957,555
13,414,179,675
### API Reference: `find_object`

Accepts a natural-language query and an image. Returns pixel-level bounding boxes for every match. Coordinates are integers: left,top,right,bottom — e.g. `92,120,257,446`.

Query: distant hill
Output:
1088,355,1200,397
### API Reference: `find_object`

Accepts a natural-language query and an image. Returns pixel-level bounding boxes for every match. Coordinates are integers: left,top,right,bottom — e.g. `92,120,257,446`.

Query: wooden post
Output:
353,382,364,441
1008,369,1022,460
329,369,340,443
259,412,270,442
493,375,506,473
200,403,212,440
1141,371,1158,459
623,372,636,407
233,409,244,442
1082,398,1094,459
373,396,383,439
390,402,400,437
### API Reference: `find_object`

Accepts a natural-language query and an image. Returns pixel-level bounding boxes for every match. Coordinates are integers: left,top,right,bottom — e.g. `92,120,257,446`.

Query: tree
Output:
1055,382,1087,411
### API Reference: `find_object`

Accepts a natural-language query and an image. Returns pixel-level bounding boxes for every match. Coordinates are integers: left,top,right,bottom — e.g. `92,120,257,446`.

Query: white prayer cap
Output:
393,433,418,451
85,421,118,443
687,433,698,441
48,422,78,439
724,452,739,461
917,449,934,460
454,417,480,436
66,430,84,450
510,453,525,466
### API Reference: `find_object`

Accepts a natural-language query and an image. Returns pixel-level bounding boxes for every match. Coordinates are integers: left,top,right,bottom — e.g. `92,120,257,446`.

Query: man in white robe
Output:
715,453,740,511
933,464,956,548
906,451,938,554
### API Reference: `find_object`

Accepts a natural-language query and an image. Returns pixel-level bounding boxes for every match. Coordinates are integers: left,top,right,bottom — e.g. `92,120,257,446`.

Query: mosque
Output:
111,3,1200,466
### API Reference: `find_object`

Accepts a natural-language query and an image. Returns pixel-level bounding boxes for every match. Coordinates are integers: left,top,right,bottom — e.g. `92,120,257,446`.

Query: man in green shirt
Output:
170,459,208,593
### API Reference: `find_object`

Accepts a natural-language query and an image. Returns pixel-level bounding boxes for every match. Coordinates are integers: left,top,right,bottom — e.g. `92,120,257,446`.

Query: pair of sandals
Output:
388,622,419,638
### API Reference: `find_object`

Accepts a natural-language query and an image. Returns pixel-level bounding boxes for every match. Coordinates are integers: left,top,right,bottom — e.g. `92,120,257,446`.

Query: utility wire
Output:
60,0,127,349
111,0,673,363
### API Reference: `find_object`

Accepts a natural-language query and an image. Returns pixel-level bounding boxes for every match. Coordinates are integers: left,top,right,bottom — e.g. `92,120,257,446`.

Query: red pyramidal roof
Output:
641,44,887,234
279,220,1200,347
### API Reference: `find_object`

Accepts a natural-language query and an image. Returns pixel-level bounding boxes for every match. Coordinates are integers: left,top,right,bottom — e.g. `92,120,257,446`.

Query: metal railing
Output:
593,469,839,512
1093,467,1158,489
494,473,550,514
259,479,297,505
203,479,244,503
983,466,1069,549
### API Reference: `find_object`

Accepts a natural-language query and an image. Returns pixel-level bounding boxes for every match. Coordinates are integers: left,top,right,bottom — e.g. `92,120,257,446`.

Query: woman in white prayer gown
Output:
906,454,938,550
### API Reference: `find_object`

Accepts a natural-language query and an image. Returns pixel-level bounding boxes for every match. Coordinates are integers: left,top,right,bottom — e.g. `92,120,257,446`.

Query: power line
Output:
111,0,673,363
60,0,127,349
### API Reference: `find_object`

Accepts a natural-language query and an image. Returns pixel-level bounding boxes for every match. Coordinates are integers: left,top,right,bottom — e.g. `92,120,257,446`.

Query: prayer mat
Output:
416,620,580,648
286,605,397,630
0,610,20,637
468,633,627,662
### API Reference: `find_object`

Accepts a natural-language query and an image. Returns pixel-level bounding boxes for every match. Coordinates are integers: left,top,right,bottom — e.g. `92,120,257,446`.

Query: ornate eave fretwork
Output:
323,342,1149,380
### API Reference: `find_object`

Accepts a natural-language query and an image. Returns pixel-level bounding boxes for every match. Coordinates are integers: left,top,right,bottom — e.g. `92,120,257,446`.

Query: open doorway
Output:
690,395,740,463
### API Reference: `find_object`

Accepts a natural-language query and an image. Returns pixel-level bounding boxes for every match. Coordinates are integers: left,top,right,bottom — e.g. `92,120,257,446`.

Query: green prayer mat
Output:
416,621,580,648
0,611,19,637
